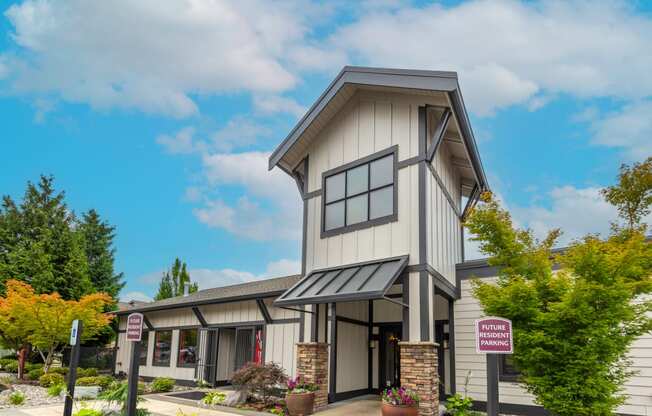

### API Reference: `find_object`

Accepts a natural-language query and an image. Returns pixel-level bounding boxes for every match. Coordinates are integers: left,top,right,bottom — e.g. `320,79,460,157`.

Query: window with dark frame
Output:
323,148,396,236
177,329,198,367
138,331,149,366
152,330,172,367
499,354,520,382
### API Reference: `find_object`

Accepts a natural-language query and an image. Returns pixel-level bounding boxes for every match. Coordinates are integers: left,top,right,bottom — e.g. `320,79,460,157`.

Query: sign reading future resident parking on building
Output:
475,317,513,354
126,313,144,342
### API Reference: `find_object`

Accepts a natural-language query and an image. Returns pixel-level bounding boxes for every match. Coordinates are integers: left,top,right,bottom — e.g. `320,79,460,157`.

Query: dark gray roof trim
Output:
274,255,409,307
268,66,489,191
116,275,300,315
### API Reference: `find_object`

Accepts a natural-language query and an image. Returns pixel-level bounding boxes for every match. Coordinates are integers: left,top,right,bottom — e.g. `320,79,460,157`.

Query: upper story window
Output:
322,146,397,237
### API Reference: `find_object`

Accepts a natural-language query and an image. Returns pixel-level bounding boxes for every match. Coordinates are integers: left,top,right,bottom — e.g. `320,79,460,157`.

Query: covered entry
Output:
275,256,409,403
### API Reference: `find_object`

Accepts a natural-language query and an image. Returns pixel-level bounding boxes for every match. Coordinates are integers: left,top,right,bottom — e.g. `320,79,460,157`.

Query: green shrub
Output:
39,372,65,388
77,368,99,378
8,390,25,405
0,358,16,369
72,409,103,416
2,361,18,373
49,367,69,376
24,362,43,372
27,368,44,380
150,377,174,393
201,390,226,405
76,376,113,389
47,383,65,397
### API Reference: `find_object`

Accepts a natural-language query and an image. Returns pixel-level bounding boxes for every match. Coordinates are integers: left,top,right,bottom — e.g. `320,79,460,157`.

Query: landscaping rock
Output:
223,389,248,406
0,383,64,408
74,385,101,399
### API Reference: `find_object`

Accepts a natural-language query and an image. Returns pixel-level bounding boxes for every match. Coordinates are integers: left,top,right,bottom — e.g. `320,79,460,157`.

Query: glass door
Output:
379,325,402,389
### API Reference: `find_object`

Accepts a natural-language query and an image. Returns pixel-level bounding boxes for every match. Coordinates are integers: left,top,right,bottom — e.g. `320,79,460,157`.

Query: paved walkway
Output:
0,394,393,416
0,396,239,416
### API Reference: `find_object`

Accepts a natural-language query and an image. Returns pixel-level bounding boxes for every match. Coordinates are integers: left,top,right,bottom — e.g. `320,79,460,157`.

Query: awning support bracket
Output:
278,305,315,315
382,296,409,308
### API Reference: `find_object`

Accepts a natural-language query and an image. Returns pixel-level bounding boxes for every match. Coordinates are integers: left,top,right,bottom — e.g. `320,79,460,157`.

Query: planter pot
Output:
286,392,315,416
381,402,419,416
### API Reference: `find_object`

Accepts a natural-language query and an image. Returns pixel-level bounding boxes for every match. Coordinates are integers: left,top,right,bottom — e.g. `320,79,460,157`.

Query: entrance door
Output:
379,325,402,389
234,327,255,371
435,320,450,398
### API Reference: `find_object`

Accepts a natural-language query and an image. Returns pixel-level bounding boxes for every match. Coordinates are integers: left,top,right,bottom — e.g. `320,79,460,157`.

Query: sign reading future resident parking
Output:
126,313,144,342
475,317,513,354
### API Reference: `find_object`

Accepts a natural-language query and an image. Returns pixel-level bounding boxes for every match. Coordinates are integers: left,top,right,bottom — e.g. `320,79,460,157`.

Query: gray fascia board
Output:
268,66,459,170
448,86,489,191
115,291,287,315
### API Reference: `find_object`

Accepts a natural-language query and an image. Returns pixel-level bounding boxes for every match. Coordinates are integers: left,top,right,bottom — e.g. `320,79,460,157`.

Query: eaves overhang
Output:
268,66,489,192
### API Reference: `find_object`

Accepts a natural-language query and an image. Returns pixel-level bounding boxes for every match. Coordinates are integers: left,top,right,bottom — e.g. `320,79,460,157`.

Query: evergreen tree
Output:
154,258,198,300
79,209,125,299
0,175,92,299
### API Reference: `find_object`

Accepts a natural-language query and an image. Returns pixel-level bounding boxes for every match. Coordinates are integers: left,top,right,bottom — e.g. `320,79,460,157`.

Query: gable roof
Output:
268,66,488,191
115,274,301,315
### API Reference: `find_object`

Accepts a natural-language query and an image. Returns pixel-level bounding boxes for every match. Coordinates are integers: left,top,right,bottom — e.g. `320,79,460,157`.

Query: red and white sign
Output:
126,313,144,342
475,317,513,354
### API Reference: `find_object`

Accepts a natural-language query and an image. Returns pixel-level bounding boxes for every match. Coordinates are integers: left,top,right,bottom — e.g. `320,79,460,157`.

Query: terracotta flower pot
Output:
286,391,315,416
381,402,419,416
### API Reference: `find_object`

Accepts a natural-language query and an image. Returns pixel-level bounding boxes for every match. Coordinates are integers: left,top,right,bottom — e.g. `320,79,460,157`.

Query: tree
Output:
0,175,93,299
465,159,652,416
154,258,198,300
601,157,652,231
0,280,112,372
79,209,125,300
0,279,33,379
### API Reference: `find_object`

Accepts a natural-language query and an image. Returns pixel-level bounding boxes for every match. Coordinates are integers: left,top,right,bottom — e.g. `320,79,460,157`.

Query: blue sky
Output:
1,1,651,302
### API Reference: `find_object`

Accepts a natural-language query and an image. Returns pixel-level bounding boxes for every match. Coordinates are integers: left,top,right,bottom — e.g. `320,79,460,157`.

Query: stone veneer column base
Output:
399,341,439,416
296,342,329,411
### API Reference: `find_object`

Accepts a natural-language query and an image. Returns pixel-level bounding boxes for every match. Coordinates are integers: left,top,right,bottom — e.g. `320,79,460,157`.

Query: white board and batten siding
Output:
426,143,463,286
116,298,301,382
455,278,652,416
305,91,428,273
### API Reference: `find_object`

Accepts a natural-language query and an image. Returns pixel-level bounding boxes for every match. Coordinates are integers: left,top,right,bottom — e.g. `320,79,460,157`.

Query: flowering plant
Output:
381,387,419,406
286,376,318,394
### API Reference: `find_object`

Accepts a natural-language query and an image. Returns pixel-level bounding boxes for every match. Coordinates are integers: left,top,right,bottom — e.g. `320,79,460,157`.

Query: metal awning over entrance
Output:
274,256,409,307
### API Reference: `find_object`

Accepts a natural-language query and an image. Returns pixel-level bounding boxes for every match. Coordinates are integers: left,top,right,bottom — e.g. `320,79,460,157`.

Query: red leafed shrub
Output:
231,362,287,404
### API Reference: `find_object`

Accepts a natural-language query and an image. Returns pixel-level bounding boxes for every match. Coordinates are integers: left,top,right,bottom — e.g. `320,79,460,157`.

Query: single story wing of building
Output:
115,67,652,416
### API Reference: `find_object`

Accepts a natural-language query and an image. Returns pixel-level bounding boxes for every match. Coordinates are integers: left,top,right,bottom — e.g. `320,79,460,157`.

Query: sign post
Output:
475,317,513,416
63,319,83,416
125,313,144,416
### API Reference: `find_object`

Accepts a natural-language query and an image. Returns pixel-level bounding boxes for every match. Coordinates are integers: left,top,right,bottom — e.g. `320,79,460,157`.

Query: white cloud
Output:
156,118,272,155
2,0,317,117
137,258,301,290
584,100,652,161
193,196,300,241
194,151,301,241
465,185,652,260
324,0,652,115
253,95,306,118
201,151,297,203
156,127,203,154
120,291,153,303
211,117,272,152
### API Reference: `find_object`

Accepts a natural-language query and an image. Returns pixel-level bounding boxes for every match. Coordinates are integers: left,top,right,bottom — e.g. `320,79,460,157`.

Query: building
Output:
114,67,652,416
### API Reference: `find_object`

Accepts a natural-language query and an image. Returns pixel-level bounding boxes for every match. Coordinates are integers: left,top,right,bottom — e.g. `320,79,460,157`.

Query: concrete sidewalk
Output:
0,396,239,416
